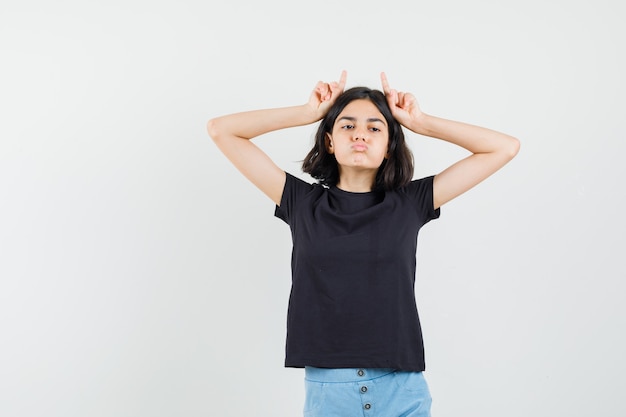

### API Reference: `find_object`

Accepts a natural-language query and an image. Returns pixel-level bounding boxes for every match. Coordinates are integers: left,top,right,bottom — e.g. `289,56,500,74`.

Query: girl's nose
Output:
353,130,366,141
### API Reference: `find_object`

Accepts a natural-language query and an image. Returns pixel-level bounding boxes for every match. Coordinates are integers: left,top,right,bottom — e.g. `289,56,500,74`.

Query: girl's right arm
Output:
207,71,347,205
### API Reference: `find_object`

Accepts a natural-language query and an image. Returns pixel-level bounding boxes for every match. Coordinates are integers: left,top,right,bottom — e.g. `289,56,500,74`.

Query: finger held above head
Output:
380,71,391,93
338,70,347,89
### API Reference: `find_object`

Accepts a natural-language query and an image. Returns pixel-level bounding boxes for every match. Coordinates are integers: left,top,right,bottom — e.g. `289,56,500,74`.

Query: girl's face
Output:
326,99,389,173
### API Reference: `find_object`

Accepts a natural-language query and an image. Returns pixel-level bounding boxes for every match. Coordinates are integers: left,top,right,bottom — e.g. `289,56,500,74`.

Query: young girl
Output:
207,71,519,417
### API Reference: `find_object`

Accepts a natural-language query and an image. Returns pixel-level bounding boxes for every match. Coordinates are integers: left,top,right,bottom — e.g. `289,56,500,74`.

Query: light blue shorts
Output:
303,367,432,417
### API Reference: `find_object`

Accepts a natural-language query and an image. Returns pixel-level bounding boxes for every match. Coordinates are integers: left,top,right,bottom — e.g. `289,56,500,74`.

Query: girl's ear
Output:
325,132,334,154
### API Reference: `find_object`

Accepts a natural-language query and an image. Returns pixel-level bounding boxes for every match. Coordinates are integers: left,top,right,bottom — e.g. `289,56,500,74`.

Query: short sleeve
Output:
274,172,314,225
404,175,441,222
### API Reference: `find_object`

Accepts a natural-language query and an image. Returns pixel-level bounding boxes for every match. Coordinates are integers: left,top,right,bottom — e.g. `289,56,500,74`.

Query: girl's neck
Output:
336,169,376,193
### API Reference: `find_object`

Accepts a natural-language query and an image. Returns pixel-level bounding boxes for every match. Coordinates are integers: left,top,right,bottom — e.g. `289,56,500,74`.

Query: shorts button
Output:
357,369,365,377
360,386,368,393
364,403,371,410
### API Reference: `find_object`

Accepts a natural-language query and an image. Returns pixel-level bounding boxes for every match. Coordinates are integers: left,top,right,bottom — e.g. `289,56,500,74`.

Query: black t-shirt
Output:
275,172,440,372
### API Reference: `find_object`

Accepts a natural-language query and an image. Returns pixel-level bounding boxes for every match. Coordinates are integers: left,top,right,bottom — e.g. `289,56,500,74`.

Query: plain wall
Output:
1,0,624,416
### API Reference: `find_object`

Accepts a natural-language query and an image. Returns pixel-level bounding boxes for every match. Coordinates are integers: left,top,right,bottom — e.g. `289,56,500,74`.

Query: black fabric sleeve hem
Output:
274,172,292,223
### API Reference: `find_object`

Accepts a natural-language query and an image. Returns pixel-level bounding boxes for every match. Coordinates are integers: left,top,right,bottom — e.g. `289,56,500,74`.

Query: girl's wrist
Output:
407,112,431,136
300,103,324,124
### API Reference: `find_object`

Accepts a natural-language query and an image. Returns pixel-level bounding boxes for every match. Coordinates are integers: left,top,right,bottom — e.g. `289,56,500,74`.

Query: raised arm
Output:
207,71,347,205
381,72,520,209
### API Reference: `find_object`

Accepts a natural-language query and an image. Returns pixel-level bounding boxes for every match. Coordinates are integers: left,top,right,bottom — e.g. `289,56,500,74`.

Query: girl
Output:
207,71,519,417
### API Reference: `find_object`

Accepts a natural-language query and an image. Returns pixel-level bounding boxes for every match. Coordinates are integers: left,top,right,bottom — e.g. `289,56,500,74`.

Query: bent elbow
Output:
206,118,221,142
507,136,521,159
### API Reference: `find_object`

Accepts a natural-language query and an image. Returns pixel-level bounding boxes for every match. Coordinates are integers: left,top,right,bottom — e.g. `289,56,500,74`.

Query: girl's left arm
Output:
413,114,519,209
381,73,520,209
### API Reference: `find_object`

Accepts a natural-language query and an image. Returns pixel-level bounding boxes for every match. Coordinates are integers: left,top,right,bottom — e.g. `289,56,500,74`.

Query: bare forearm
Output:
207,104,318,141
408,113,519,156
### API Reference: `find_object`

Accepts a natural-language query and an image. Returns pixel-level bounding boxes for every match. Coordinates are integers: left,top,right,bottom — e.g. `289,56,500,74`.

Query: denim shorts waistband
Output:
304,367,396,383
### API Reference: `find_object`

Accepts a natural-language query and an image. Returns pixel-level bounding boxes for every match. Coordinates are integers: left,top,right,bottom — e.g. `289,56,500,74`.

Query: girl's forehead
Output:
335,99,387,125
340,99,380,113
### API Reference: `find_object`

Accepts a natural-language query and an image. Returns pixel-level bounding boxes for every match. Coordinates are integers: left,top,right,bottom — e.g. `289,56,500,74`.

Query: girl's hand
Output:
381,72,425,132
307,70,347,120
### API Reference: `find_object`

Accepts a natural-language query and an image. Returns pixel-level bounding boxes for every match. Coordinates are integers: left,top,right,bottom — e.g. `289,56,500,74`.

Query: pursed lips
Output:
351,143,368,151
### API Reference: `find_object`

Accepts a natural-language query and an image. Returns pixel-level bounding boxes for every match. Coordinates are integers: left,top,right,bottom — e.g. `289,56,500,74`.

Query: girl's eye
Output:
341,125,354,130
370,127,381,132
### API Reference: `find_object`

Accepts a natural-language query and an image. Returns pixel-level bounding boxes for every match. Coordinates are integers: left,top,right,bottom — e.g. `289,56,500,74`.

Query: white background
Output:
1,1,624,416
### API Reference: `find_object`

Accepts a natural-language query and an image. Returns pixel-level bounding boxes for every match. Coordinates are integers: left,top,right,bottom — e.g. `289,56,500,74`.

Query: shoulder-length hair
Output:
302,86,413,191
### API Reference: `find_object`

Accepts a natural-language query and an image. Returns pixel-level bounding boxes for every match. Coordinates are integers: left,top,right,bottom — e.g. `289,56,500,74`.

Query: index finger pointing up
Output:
380,72,391,94
338,70,347,90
